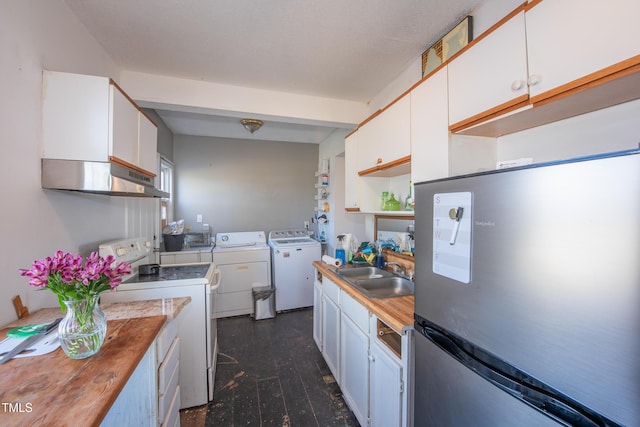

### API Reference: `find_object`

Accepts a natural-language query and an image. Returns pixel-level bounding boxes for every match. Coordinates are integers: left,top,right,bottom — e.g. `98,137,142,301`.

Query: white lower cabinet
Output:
313,279,323,350
101,344,157,426
321,278,341,380
340,299,370,426
370,338,403,427
313,271,409,427
156,319,180,427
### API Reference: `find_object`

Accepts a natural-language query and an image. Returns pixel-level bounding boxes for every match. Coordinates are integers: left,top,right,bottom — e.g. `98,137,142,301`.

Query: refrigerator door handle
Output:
415,319,623,427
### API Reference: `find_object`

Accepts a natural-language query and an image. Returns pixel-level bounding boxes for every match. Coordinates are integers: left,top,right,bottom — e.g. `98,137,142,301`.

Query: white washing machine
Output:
212,231,271,318
269,230,322,311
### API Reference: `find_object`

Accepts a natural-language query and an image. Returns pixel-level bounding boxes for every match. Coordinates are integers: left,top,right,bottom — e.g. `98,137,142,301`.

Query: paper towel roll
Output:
322,255,342,267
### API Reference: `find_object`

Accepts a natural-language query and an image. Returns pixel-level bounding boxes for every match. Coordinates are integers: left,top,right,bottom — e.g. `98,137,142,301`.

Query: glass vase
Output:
57,294,107,359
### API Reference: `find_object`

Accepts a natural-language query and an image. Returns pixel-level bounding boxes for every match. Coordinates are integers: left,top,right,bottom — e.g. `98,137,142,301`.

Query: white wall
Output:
0,1,157,325
317,129,367,257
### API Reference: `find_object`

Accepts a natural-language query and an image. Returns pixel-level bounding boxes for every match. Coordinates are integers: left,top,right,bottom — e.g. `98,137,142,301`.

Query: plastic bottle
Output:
335,234,346,265
404,181,414,211
375,241,385,268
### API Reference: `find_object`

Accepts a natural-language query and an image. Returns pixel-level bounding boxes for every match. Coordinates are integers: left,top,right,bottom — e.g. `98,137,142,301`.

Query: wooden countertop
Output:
313,261,414,334
0,297,190,426
2,297,191,327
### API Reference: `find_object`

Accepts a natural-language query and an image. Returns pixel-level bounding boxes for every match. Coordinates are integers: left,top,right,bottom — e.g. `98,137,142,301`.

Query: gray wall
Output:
173,135,318,235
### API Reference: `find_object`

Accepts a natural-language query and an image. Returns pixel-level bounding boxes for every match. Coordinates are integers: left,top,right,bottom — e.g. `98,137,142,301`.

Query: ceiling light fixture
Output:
241,118,263,134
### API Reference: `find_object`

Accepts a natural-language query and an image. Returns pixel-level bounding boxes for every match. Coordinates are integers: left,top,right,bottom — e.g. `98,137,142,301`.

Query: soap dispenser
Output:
336,234,346,265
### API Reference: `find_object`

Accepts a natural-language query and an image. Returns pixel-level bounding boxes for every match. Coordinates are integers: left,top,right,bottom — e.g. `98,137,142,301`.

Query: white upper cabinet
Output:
43,71,158,176
138,111,159,174
110,84,139,168
525,0,640,101
358,94,411,171
448,10,528,128
343,94,412,213
448,1,640,136
410,67,450,183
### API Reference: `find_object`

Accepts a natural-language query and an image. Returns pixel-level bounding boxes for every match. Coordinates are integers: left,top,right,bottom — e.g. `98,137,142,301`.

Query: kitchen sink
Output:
354,277,415,299
336,267,414,299
336,266,394,280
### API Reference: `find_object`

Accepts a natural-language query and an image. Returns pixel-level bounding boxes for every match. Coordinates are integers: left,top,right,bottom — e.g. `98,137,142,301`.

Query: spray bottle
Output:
375,241,385,269
336,234,346,265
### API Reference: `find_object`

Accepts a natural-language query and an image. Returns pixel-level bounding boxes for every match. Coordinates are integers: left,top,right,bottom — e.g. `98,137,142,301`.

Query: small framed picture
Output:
422,16,473,78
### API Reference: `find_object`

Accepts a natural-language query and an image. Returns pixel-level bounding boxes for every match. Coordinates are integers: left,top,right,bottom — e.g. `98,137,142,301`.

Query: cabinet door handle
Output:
510,80,525,91
527,74,542,87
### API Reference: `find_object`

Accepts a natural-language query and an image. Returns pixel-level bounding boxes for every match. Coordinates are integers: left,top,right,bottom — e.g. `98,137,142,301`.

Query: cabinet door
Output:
356,114,381,171
526,0,640,101
370,340,403,427
42,71,110,161
376,95,411,166
110,84,139,166
358,95,411,171
321,294,340,381
411,67,449,183
344,130,360,209
101,344,157,426
313,280,322,350
448,11,528,127
340,313,370,426
138,112,158,175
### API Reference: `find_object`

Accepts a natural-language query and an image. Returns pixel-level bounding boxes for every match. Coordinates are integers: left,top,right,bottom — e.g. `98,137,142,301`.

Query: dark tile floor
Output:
206,308,360,427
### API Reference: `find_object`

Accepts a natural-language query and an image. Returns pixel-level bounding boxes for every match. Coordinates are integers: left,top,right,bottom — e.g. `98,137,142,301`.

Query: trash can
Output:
252,286,276,320
163,233,184,252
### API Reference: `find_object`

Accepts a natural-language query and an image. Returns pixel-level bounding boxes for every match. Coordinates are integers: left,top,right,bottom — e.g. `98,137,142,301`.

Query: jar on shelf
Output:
381,191,389,210
384,193,401,211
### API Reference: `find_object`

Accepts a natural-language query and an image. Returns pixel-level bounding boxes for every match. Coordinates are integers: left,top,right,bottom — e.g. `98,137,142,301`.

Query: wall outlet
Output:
304,221,310,229
196,214,203,223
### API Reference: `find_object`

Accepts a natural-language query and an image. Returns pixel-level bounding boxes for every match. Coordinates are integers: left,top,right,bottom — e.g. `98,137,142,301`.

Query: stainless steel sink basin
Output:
354,277,415,299
336,266,394,280
337,267,414,299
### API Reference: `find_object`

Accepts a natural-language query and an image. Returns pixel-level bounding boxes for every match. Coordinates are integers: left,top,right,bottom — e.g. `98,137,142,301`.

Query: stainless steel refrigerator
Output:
413,149,639,426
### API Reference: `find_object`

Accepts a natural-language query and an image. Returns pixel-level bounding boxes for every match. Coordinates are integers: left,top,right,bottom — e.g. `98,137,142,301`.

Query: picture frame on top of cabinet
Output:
422,16,473,78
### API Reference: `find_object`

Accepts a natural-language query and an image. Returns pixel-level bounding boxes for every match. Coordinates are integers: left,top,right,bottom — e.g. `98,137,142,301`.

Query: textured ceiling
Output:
64,0,483,141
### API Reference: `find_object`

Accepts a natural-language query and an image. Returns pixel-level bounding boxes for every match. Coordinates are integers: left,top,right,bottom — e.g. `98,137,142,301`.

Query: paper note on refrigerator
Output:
433,192,472,283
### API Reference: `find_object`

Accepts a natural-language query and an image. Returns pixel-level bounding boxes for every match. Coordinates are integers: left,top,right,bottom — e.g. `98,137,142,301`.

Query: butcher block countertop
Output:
0,297,190,427
313,261,414,334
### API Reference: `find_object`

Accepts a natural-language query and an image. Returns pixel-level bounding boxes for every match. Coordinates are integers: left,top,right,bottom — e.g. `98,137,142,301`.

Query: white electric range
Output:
99,237,221,409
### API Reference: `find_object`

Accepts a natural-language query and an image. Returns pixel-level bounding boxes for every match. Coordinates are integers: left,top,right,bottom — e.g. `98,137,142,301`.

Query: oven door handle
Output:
210,268,222,291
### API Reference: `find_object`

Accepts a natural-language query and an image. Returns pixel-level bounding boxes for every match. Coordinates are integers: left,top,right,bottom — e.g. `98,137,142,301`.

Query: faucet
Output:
386,262,414,281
